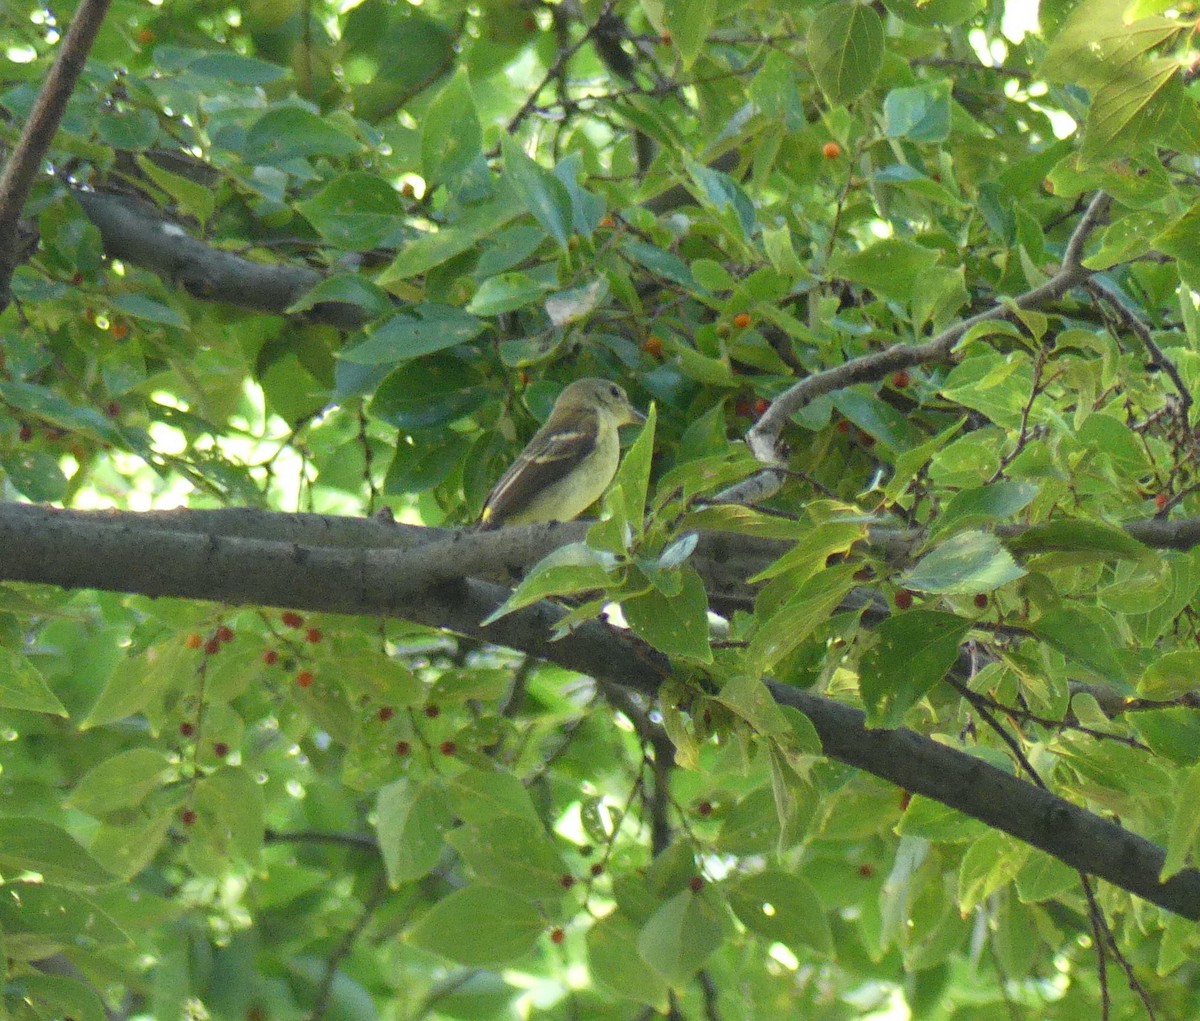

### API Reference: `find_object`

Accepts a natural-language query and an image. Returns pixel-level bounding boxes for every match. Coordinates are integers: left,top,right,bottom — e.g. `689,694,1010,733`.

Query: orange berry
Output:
400,181,416,198
136,27,155,44
185,633,203,649
822,141,842,160
753,398,770,417
732,312,752,329
659,30,672,44
894,589,914,610
598,214,615,229
891,370,911,388
642,335,664,358
296,670,314,688
1155,492,1168,511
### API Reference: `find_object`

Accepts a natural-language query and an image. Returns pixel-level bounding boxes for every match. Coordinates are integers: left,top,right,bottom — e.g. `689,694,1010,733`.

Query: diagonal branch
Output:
0,0,113,309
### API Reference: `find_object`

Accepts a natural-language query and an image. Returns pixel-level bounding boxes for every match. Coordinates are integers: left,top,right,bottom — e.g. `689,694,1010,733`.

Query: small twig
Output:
308,871,389,1021
264,829,378,851
1087,277,1193,422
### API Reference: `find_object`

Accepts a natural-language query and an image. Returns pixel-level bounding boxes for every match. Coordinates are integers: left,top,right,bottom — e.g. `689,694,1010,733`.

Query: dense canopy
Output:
3,0,1200,1019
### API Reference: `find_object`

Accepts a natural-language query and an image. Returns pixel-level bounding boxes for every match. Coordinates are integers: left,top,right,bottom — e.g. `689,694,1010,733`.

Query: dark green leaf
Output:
859,611,971,727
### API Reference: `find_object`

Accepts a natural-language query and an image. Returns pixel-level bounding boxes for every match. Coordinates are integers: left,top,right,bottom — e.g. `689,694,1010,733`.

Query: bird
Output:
478,378,646,529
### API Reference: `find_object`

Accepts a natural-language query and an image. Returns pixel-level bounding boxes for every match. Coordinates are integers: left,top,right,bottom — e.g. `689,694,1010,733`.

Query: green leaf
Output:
187,52,288,85
379,193,520,283
883,82,952,142
896,795,988,842
110,293,189,328
465,272,550,316
481,543,617,625
903,530,1026,595
407,884,544,966
340,305,485,364
421,68,482,186
1006,520,1150,560
930,482,1039,537
1140,650,1200,699
959,831,1028,912
446,816,566,900
376,777,454,885
859,611,971,727
502,136,574,249
830,238,940,306
665,0,717,69
296,172,406,250
1081,58,1183,160
0,882,129,946
637,889,726,988
66,749,171,816
288,273,394,317
0,646,67,716
0,818,114,889
447,768,541,825
83,642,187,728
1161,763,1200,881
1030,604,1125,678
194,767,264,867
748,563,859,674
807,2,884,103
623,567,712,663
243,107,360,163
728,871,832,953
607,403,656,540
20,973,108,1021
587,914,671,1007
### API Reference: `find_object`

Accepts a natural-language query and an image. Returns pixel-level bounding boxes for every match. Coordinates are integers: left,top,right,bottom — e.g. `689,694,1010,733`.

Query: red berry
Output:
305,627,322,643
424,704,440,719
973,593,988,609
1155,492,1168,510
822,141,842,159
216,625,235,643
753,398,770,417
550,927,565,944
179,722,194,737
894,589,914,610
262,649,278,665
185,633,203,650
732,312,752,329
18,424,33,442
395,740,411,756
857,863,875,878
835,419,852,434
378,706,396,722
891,370,911,388
642,335,664,358
296,670,314,688
203,637,221,656
560,874,576,889
439,740,456,756
697,800,713,817
213,742,229,758
589,863,604,877
688,876,704,892
281,611,304,629
181,808,197,826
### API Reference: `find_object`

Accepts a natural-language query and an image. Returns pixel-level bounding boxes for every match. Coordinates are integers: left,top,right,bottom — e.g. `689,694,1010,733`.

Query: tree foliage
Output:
3,0,1200,1018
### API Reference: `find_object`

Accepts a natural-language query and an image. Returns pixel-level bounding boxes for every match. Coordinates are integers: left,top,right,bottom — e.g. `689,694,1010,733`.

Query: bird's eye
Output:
610,385,621,398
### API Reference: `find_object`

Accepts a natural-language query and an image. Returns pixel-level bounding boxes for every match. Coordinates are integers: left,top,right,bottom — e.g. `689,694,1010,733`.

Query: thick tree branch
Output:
1,504,1198,917
73,190,373,329
0,0,112,309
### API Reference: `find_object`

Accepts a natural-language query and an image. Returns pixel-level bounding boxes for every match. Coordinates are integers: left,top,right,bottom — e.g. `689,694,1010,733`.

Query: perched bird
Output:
478,378,646,529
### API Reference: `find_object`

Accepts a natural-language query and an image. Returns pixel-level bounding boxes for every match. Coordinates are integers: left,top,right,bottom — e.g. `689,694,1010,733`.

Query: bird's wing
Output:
479,408,599,527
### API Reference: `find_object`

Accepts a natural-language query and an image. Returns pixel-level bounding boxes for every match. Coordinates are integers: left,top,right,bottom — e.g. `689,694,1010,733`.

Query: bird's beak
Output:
625,406,647,426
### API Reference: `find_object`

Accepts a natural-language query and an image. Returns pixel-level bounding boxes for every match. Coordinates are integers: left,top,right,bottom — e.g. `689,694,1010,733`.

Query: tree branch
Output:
0,0,113,309
1,504,1198,917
